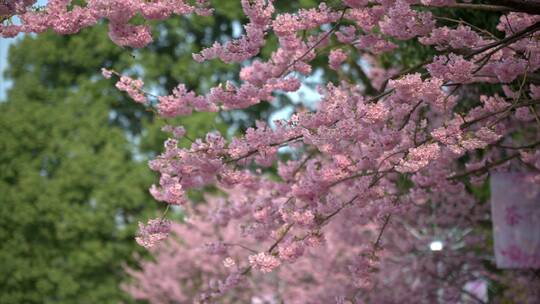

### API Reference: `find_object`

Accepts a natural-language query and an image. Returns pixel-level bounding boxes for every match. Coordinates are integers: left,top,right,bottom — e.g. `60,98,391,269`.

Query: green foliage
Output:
0,13,233,303
0,72,154,303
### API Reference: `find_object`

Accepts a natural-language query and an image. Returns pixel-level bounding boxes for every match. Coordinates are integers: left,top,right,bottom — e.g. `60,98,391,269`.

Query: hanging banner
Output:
490,173,540,269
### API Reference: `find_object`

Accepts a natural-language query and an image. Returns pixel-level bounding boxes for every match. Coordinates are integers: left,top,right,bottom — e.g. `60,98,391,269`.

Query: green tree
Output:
0,5,243,300
0,27,155,303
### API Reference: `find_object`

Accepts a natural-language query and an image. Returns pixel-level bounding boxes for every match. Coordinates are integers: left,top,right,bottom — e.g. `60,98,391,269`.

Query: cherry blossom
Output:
6,0,540,302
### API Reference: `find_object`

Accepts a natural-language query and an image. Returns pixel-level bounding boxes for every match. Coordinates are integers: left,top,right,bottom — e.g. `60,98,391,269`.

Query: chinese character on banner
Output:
490,173,540,269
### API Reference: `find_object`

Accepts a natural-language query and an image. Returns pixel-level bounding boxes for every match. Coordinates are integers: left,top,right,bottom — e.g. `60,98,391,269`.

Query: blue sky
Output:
0,37,16,100
1,0,47,100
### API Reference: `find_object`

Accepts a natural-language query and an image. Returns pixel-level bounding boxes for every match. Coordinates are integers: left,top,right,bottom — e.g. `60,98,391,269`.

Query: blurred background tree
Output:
0,27,162,303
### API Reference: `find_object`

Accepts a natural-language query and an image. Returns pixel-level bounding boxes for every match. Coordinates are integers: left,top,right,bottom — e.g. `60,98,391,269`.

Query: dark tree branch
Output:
489,0,540,15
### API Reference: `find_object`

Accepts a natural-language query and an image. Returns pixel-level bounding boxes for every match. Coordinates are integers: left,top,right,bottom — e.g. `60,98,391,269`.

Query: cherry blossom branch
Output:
461,99,540,129
496,140,540,150
268,223,293,253
466,21,540,59
398,100,424,131
531,105,540,127
224,135,303,163
379,57,435,92
319,171,390,227
291,151,316,178
415,3,514,13
447,153,520,180
372,213,391,254
210,148,401,277
317,195,359,226
434,16,500,41
328,169,393,188
370,194,402,259
265,169,392,259
159,205,170,221
224,243,258,254
371,22,540,108
279,8,348,77
490,0,540,15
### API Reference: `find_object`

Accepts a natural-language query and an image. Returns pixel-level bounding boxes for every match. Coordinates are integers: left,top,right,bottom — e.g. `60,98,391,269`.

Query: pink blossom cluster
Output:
379,0,435,40
420,25,483,50
396,143,440,173
135,218,171,249
114,75,147,104
0,0,36,19
126,178,539,303
329,49,348,70
193,0,274,63
121,1,540,300
1,0,212,47
101,1,540,117
248,252,281,273
427,54,477,83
